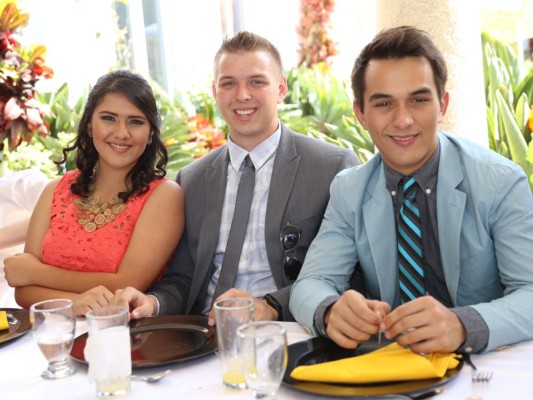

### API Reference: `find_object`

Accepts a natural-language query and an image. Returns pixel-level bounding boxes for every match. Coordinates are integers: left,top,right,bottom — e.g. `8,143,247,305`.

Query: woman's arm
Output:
15,285,113,317
10,180,185,293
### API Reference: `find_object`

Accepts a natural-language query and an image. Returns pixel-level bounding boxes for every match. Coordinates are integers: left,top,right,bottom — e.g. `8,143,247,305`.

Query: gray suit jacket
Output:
151,123,359,319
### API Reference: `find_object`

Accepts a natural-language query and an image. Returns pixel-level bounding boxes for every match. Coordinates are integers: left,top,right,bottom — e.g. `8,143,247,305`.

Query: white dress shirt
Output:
203,126,281,313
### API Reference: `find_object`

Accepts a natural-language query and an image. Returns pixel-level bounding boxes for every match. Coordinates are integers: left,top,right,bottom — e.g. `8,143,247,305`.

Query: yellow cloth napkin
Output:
0,311,9,331
290,342,460,384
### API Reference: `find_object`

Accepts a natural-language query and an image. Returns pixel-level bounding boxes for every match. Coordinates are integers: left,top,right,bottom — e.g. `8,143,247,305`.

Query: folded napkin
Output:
0,311,9,331
290,342,460,384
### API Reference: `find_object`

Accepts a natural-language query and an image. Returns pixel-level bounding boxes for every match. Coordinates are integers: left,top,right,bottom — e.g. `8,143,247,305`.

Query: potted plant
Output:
0,0,53,175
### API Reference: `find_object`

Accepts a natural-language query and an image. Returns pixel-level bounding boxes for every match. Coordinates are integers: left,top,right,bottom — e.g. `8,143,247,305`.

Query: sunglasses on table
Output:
280,223,303,281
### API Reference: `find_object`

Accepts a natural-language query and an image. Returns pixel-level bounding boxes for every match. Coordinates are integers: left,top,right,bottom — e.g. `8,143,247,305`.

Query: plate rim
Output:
282,336,463,398
0,307,31,345
70,314,217,369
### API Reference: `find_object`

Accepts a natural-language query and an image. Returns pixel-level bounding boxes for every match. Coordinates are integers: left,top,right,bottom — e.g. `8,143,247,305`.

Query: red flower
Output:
0,2,53,152
0,29,16,51
32,56,54,79
186,114,226,157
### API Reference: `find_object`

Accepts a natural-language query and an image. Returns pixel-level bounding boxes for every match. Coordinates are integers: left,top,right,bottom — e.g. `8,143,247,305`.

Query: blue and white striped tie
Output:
397,176,425,303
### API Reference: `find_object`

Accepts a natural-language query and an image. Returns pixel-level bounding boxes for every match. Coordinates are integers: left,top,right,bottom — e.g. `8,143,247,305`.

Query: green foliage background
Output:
3,33,533,194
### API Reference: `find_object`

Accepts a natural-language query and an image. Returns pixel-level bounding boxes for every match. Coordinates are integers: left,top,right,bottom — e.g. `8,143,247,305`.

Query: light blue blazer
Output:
290,132,533,352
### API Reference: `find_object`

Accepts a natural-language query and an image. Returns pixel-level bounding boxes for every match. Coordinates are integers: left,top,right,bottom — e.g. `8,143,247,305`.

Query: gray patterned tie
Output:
397,176,425,303
213,155,256,300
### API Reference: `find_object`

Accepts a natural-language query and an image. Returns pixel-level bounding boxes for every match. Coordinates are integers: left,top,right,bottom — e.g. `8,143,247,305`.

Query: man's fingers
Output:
131,303,153,319
328,315,373,344
207,307,216,326
327,327,361,349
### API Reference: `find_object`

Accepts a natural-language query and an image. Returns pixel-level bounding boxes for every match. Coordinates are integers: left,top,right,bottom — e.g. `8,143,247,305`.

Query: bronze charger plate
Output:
282,337,463,398
0,308,31,345
71,315,217,369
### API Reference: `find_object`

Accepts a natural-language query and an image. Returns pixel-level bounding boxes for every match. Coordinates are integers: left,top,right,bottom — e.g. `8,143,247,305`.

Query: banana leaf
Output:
514,70,533,109
514,93,530,135
495,90,532,179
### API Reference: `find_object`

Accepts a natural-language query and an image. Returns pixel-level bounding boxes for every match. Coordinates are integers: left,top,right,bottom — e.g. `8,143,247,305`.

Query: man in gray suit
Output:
113,31,359,322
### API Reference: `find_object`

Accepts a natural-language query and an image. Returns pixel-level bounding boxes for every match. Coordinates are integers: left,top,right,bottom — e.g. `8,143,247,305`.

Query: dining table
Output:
2,313,533,400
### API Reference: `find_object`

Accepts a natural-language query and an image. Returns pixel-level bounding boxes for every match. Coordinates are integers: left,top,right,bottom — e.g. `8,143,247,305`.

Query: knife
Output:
397,387,444,399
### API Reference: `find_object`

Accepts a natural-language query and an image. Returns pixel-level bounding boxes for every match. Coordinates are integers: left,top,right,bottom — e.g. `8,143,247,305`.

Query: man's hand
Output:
207,288,278,326
73,286,113,316
110,287,157,320
382,296,466,353
326,290,391,349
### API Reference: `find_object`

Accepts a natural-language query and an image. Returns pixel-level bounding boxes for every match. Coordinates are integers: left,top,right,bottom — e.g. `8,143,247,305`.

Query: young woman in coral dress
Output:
4,70,184,316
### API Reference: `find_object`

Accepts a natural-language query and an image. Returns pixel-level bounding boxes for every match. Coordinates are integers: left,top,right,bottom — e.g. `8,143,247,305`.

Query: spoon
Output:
131,369,172,383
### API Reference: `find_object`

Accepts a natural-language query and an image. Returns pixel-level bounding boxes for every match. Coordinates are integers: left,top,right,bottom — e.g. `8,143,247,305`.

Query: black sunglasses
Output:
280,223,303,281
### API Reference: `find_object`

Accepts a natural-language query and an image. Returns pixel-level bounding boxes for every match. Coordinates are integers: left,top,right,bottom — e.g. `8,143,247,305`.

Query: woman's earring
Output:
147,132,153,145
88,128,93,138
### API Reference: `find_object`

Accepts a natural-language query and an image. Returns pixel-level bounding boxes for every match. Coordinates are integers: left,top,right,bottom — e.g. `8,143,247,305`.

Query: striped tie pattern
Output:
397,176,425,303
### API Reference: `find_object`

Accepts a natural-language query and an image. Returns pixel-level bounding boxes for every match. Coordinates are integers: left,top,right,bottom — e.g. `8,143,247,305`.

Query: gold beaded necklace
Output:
74,191,127,233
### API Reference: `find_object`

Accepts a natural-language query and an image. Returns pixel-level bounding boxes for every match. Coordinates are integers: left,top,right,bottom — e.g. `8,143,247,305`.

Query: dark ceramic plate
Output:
0,308,31,345
282,337,462,398
71,315,216,369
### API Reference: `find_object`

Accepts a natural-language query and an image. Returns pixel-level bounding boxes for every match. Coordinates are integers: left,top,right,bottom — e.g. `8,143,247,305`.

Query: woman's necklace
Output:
74,191,127,233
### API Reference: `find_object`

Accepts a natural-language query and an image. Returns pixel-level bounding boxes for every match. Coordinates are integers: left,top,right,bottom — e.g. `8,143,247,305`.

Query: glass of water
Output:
29,299,76,379
237,321,288,399
84,306,131,398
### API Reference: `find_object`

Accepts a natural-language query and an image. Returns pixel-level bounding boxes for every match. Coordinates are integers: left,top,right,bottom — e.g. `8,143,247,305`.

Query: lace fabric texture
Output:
41,170,166,273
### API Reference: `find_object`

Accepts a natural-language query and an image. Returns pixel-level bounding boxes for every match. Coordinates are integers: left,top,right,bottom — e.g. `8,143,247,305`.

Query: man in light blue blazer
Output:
290,26,533,354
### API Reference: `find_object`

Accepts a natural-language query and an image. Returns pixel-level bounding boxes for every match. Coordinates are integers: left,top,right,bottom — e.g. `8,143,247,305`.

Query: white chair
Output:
0,169,50,307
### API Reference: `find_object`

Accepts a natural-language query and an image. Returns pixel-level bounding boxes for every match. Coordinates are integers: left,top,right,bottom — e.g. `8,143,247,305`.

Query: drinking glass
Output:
29,299,76,379
237,321,288,399
214,297,255,389
84,306,131,398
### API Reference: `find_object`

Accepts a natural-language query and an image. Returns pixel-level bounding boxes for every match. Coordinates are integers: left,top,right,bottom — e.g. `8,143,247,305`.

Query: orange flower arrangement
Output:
186,113,226,157
297,0,338,67
0,1,53,152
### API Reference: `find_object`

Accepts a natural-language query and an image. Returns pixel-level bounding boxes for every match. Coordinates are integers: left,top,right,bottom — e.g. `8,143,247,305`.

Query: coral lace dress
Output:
41,170,167,273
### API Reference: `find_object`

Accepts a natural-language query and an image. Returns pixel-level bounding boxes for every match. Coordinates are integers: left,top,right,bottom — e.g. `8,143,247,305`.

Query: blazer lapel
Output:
362,164,398,306
265,127,299,287
436,135,466,305
187,148,229,311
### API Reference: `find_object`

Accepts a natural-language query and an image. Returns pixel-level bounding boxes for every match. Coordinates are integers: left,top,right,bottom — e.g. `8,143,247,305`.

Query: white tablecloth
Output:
2,318,533,399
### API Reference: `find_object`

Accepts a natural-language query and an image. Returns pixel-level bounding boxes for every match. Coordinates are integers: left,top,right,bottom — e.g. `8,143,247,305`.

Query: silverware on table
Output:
131,369,172,383
463,354,493,382
379,387,444,399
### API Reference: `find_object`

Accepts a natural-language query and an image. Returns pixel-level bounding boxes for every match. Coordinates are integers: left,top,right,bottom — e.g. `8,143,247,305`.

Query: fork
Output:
463,354,493,382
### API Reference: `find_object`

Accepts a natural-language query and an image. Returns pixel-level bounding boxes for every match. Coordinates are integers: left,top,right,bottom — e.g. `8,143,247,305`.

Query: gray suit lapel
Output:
265,127,299,287
436,135,466,305
187,148,229,311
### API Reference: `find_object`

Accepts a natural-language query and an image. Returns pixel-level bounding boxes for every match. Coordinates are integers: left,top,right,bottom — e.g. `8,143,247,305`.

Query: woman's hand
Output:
73,286,114,316
4,253,42,287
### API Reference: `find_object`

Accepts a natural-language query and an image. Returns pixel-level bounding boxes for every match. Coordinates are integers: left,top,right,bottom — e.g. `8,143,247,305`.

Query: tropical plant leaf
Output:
514,70,533,108
282,63,374,158
495,90,530,175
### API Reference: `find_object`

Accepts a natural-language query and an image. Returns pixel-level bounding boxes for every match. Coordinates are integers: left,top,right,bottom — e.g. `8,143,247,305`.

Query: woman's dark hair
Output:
58,69,167,201
351,25,448,112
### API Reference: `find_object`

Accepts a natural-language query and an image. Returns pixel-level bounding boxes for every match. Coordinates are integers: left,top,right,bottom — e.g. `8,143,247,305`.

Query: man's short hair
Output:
351,25,448,111
213,30,283,77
